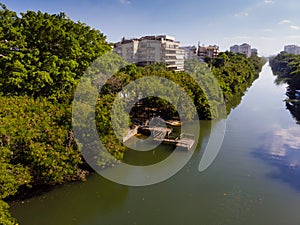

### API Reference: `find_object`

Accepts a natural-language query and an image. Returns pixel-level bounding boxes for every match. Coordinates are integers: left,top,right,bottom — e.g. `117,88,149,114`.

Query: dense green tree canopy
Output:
0,4,111,224
0,3,111,101
209,51,266,111
270,51,300,89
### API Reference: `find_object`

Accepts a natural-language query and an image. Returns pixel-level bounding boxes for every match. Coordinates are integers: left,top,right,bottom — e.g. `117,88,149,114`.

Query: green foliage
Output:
0,200,16,225
0,95,87,225
95,93,127,162
0,4,111,102
0,160,31,199
0,4,112,224
0,96,85,185
184,59,224,119
0,145,31,225
72,53,129,167
270,52,300,89
209,51,265,112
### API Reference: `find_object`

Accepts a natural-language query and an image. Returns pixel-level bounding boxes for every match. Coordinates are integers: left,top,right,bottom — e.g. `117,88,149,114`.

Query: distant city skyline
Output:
2,0,300,56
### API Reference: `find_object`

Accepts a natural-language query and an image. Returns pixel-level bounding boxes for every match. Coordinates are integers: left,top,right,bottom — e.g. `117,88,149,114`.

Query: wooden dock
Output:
131,124,195,150
122,126,138,142
165,120,182,127
153,133,195,150
138,126,172,137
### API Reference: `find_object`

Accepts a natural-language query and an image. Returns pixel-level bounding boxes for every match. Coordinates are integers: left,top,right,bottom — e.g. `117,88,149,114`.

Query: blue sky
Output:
2,0,300,56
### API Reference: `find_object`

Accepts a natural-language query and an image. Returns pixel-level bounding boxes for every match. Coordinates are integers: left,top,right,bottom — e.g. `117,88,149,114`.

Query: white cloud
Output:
264,0,274,3
274,127,300,150
287,35,300,39
234,12,249,17
224,35,252,41
235,35,251,39
119,0,131,4
263,28,273,32
290,25,300,30
278,19,291,25
259,36,275,40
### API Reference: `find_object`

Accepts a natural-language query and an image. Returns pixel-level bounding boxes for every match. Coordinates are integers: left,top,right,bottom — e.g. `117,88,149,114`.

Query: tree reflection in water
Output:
285,88,300,124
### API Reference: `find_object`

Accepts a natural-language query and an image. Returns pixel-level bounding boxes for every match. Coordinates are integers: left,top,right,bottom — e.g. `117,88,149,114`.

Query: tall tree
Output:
0,4,111,101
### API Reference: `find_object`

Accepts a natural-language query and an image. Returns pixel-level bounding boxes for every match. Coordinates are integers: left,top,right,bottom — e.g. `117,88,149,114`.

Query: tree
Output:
0,200,16,225
0,4,113,224
0,5,111,102
270,52,300,89
0,96,87,185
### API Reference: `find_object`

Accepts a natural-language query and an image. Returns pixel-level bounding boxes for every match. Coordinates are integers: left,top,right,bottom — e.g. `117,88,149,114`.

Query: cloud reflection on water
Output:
253,126,300,191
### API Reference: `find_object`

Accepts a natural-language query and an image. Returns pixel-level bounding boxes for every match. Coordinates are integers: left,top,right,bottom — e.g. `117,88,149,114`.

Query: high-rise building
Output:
284,45,300,55
230,45,240,54
251,48,258,56
230,43,252,57
113,35,185,71
181,46,198,60
197,44,219,60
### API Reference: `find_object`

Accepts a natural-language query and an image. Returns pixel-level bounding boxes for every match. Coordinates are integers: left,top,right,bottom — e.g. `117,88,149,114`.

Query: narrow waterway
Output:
10,63,300,225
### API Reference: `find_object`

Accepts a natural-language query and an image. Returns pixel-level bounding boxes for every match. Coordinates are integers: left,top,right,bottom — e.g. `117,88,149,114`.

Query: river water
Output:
10,63,300,225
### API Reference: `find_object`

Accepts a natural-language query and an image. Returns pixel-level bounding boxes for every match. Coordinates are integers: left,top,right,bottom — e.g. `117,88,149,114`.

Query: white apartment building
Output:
181,44,219,61
230,43,252,57
181,46,198,60
284,45,300,55
230,45,240,54
113,35,185,71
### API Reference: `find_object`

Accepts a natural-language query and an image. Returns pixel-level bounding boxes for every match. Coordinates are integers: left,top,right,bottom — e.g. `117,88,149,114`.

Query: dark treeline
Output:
270,52,300,124
0,4,265,224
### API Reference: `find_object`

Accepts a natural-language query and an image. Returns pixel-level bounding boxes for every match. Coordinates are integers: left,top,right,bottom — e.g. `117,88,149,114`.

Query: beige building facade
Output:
114,35,185,71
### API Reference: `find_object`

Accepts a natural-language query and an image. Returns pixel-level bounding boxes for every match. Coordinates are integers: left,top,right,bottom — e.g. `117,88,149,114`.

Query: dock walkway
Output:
133,125,195,150
153,133,195,150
